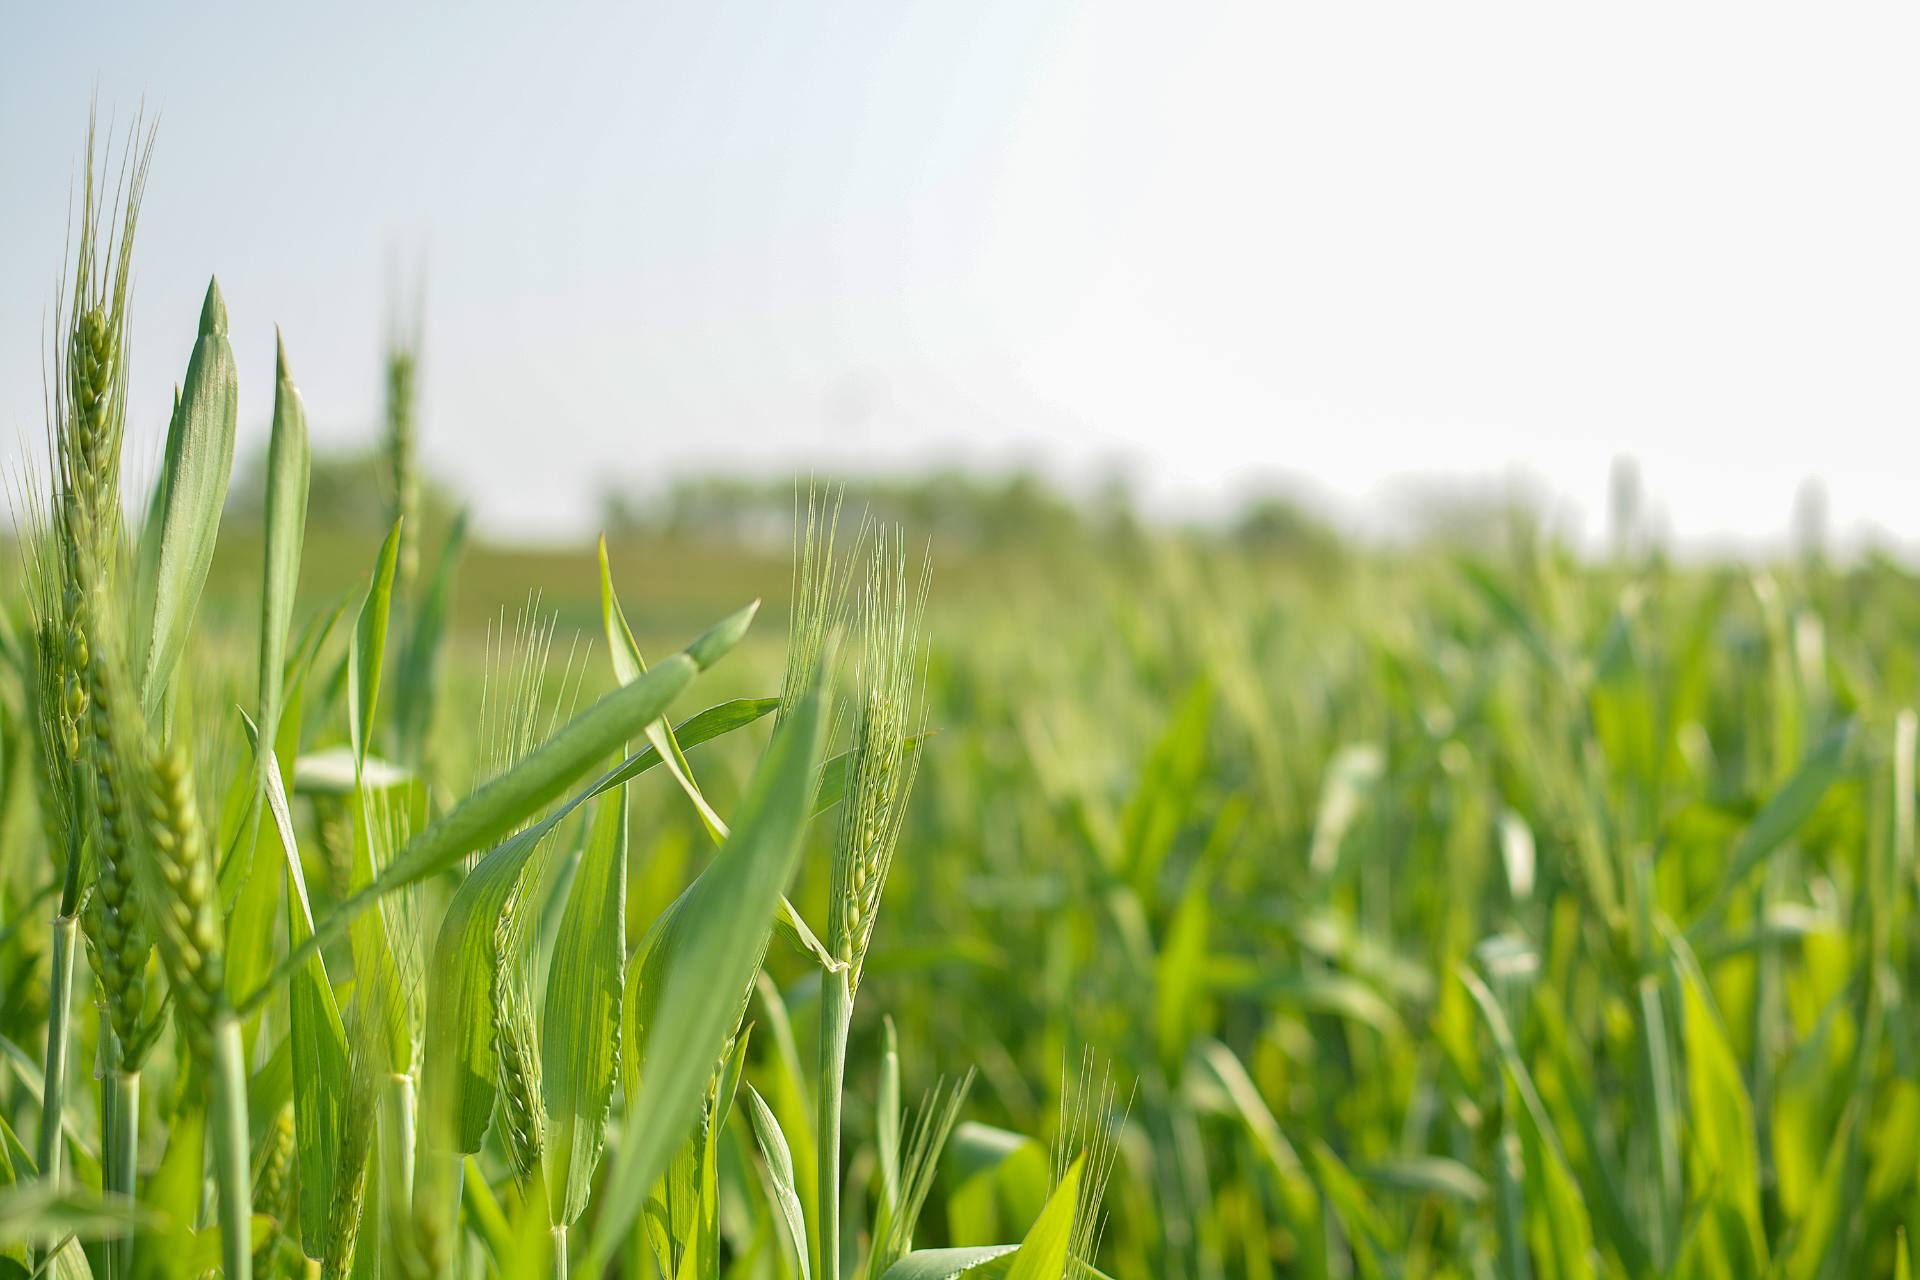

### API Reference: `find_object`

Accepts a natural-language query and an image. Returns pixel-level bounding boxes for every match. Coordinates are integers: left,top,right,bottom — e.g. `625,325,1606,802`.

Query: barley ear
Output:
827,526,931,991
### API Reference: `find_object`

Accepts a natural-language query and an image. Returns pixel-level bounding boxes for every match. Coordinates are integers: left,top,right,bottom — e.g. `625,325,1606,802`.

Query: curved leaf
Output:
240,608,763,1017
878,1245,1019,1280
586,676,828,1263
746,1083,811,1280
420,814,560,1156
1004,1156,1082,1280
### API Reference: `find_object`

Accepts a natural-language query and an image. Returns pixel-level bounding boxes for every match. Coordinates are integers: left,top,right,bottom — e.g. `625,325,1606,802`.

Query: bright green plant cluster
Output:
0,122,1112,1280
849,522,1920,1278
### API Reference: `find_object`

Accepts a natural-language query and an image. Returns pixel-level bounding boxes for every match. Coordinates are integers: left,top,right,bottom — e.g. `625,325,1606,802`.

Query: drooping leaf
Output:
600,535,730,839
242,608,764,1016
0,1182,158,1247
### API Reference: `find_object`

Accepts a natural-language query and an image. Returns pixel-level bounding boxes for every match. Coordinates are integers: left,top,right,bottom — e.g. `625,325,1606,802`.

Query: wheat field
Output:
4,118,1918,1280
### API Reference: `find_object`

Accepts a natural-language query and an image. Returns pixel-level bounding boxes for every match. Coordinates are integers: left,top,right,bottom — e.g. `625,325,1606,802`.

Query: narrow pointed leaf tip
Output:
877,1246,1019,1280
687,599,760,669
1005,1155,1084,1280
200,276,228,337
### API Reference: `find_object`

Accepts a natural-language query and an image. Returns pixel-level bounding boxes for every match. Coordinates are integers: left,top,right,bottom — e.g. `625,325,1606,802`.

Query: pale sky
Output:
5,3,1919,547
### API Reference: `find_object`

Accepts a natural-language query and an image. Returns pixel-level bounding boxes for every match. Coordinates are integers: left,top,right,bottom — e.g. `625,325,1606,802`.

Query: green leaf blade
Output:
138,276,238,714
586,674,829,1263
542,783,629,1226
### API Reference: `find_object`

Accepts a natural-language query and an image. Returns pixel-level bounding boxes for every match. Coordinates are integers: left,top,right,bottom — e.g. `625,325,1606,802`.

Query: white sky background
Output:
3,3,1918,548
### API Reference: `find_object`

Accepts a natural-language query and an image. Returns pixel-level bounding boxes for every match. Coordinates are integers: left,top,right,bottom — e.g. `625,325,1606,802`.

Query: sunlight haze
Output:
6,2,1918,549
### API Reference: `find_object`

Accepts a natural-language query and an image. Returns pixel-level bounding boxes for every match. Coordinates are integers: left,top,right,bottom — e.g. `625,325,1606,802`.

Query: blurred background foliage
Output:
11,422,1920,1276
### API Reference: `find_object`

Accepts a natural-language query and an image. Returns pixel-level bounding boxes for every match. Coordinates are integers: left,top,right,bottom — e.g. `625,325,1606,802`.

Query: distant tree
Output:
228,442,458,537
1230,495,1346,567
601,468,1092,553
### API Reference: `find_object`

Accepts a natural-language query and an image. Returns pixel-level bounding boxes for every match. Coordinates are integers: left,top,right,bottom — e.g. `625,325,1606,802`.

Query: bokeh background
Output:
8,2,1920,553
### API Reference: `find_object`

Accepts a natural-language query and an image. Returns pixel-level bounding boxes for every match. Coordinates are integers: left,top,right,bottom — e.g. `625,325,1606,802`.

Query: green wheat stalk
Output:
818,525,929,1280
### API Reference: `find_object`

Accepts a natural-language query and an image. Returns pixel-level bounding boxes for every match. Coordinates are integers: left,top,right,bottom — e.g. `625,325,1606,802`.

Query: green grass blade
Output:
1357,1156,1488,1206
329,616,749,957
420,816,555,1157
263,748,348,1259
754,973,822,1253
600,697,779,793
599,536,731,839
386,601,755,894
1304,1139,1394,1273
877,1017,902,1219
1004,1155,1082,1280
349,520,404,775
775,895,846,972
745,1083,811,1280
1195,1039,1304,1178
1691,720,1857,936
876,1246,1019,1280
138,278,238,716
133,384,184,669
0,1183,159,1249
394,509,469,767
812,733,930,817
1673,942,1769,1273
258,330,310,755
240,686,774,1021
220,335,314,980
585,673,828,1265
541,783,628,1226
1460,969,1597,1280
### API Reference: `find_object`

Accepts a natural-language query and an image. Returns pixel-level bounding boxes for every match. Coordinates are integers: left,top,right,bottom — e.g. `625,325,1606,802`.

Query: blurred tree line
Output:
226,444,460,540
222,443,1588,575
600,468,1352,568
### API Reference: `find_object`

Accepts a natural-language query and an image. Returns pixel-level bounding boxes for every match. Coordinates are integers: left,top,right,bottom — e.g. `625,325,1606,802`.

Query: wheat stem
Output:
36,914,78,1187
104,1067,139,1280
208,1015,253,1280
816,967,852,1280
378,1073,417,1273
